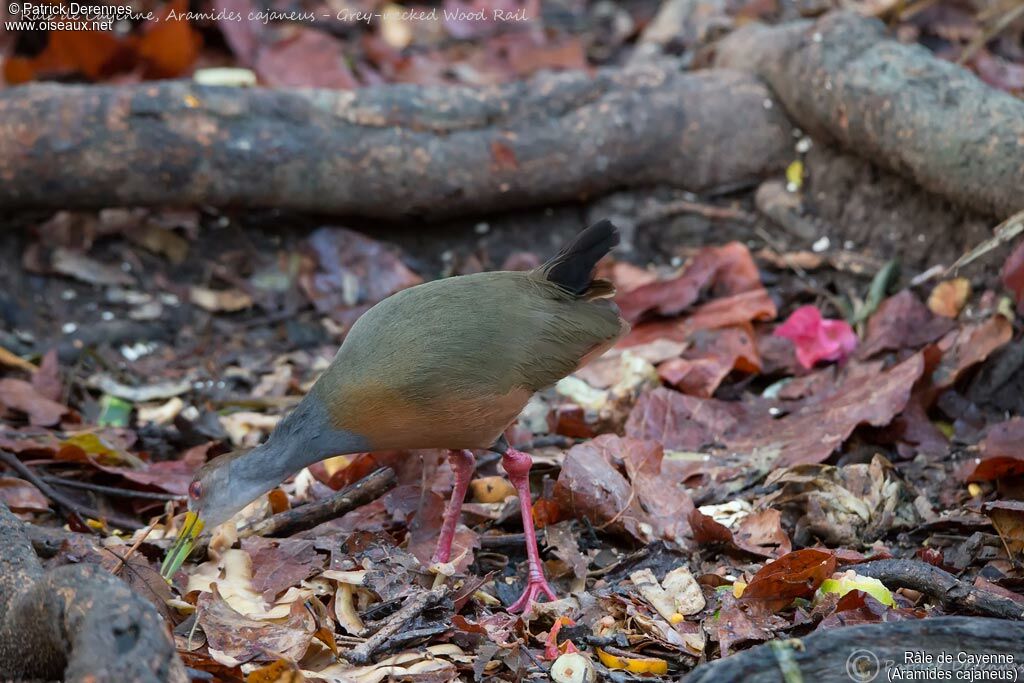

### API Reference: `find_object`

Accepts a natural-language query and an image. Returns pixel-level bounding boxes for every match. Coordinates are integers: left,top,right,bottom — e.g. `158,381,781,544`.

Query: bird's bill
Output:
159,511,204,580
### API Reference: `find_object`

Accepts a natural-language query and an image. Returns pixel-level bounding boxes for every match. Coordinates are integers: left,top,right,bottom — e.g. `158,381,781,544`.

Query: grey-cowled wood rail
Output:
161,220,628,612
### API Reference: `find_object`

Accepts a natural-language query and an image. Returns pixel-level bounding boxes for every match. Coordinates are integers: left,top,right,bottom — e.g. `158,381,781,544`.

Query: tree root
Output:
0,503,186,682
0,66,792,218
715,11,1024,218
854,558,1024,621
686,616,1024,682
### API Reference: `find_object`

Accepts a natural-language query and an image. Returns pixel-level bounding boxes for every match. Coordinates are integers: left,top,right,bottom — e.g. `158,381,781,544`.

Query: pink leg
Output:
432,449,475,565
502,447,557,612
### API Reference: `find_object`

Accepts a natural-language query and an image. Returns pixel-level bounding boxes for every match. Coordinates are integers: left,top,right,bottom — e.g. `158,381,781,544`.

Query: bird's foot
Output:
500,445,559,613
508,572,558,613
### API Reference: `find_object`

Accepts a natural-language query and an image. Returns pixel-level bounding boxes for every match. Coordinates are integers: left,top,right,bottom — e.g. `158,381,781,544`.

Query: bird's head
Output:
158,396,370,580
159,449,262,580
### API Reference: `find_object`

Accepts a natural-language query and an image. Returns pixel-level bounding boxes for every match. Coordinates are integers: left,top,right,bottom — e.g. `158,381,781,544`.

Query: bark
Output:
714,11,1024,218
853,558,1024,621
0,503,186,683
0,66,793,218
685,617,1024,682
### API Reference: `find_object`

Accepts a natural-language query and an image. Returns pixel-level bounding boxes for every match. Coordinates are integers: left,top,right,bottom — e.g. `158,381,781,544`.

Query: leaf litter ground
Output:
1,212,1024,681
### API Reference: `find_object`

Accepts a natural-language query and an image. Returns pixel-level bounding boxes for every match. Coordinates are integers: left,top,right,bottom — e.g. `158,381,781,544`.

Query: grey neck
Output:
228,395,370,499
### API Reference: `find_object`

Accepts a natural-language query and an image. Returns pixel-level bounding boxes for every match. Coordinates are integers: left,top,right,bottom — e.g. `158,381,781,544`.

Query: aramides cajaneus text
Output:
160,220,628,612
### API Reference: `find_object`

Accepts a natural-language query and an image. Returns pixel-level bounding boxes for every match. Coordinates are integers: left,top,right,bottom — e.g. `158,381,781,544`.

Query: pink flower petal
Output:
774,305,857,369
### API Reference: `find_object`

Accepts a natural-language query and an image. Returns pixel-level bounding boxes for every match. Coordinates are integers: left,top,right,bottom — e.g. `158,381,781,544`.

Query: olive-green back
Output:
316,270,624,407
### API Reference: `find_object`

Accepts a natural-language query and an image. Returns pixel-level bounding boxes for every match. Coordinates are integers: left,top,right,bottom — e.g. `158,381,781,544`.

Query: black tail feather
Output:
540,220,620,295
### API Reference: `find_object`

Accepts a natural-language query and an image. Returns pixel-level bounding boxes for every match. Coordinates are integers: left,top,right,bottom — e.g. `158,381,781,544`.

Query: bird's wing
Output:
319,271,624,408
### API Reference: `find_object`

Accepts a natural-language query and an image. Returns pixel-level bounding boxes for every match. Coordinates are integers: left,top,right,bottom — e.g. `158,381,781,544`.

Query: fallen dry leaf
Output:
3,30,122,83
299,227,422,328
962,418,1024,481
51,247,134,286
928,279,971,318
731,508,792,558
930,315,1013,390
0,477,50,513
631,566,705,622
816,590,907,630
221,412,282,447
190,286,254,312
0,378,70,426
618,436,694,542
312,643,468,682
741,548,836,613
689,504,790,558
554,435,652,542
616,242,763,323
31,350,63,403
241,537,324,603
860,290,954,358
100,547,177,623
255,28,358,89
714,592,773,655
197,590,314,666
983,500,1024,559
974,49,1024,95
125,223,190,265
657,325,760,397
760,455,920,547
96,458,198,496
188,548,311,619
1003,238,1024,313
625,387,756,451
246,659,306,683
682,288,777,334
728,353,924,466
135,0,203,78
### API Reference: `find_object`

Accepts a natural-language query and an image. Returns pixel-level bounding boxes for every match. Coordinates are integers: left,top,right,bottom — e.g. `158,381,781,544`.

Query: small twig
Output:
0,449,95,531
897,0,938,19
186,467,397,562
946,209,1024,275
111,524,155,575
243,467,396,539
754,225,808,279
41,475,186,501
347,588,448,664
597,487,637,531
479,533,527,549
518,642,550,675
0,345,38,373
638,198,754,225
373,623,450,654
959,2,1024,65
853,558,1024,620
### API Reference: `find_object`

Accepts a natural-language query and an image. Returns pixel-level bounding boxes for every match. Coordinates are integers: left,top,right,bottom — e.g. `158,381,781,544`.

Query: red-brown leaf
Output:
616,242,764,323
0,378,69,427
741,548,836,612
